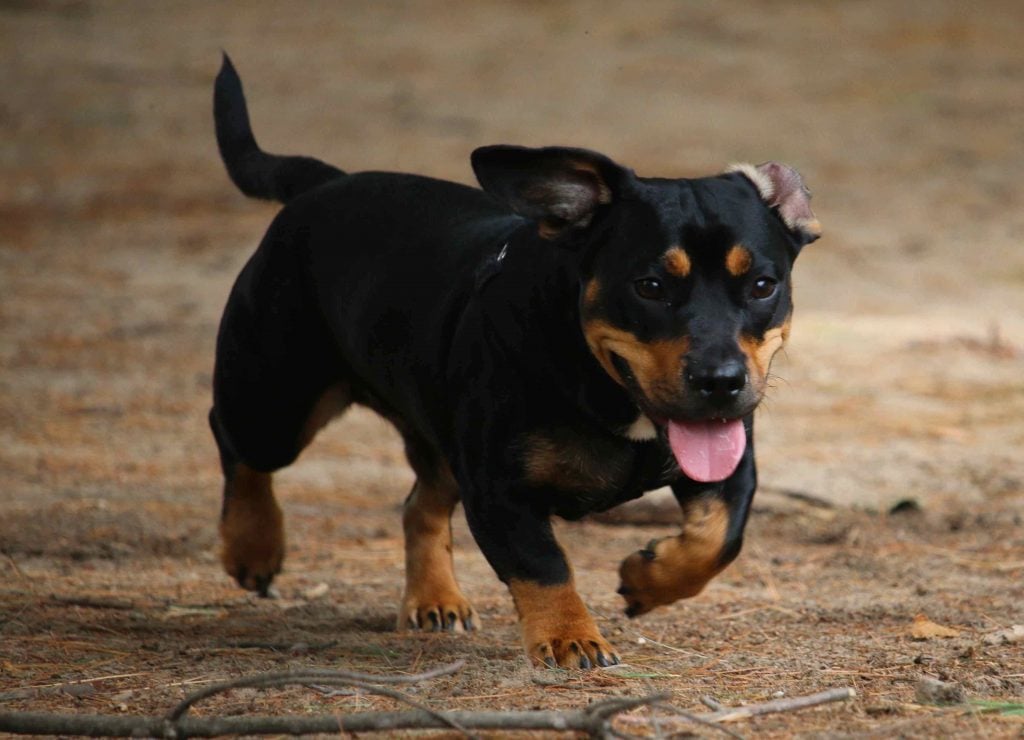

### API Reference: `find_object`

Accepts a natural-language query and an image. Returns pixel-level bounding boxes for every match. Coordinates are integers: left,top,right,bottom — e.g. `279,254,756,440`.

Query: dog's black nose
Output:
687,360,748,404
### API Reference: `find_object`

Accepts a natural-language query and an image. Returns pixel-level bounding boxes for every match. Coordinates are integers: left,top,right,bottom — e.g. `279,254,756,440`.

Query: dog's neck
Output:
466,225,642,436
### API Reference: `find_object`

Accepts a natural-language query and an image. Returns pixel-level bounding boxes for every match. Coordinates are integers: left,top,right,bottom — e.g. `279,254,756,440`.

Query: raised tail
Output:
214,53,345,204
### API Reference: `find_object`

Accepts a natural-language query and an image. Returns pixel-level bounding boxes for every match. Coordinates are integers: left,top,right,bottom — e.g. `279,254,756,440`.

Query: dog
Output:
209,54,820,669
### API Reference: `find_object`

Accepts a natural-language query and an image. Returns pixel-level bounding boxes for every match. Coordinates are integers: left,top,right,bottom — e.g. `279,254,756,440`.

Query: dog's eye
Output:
634,278,666,301
750,277,777,300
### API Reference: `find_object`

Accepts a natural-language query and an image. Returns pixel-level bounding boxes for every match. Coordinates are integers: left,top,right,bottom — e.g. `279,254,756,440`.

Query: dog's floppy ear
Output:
727,162,821,247
472,145,629,239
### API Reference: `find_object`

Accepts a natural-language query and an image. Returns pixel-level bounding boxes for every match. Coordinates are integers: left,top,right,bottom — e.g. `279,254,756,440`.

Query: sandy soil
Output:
1,1,1023,737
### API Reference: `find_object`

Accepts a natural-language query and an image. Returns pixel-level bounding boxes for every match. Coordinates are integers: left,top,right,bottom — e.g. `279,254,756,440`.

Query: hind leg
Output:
397,437,478,631
210,218,351,594
212,378,350,596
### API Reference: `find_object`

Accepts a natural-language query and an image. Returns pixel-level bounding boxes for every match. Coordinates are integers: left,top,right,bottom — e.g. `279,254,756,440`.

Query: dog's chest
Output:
520,426,679,517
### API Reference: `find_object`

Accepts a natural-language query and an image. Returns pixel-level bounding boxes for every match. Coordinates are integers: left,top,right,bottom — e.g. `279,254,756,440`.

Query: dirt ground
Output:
2,1,1023,737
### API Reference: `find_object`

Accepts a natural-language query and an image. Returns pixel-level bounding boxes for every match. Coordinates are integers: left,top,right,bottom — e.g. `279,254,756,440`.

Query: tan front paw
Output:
398,586,478,632
522,622,621,669
617,535,723,617
509,580,620,669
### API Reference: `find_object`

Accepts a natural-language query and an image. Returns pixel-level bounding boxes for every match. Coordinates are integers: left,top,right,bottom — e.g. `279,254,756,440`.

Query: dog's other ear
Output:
727,162,821,247
472,145,629,239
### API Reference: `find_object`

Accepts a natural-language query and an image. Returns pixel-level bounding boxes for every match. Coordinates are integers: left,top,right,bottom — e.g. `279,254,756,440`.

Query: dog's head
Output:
473,146,819,482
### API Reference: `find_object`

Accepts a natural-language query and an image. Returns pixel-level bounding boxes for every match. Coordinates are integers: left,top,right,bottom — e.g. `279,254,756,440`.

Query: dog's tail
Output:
214,53,345,204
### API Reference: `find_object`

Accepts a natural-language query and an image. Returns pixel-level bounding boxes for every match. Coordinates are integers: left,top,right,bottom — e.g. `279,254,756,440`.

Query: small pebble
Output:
304,582,330,600
915,676,967,706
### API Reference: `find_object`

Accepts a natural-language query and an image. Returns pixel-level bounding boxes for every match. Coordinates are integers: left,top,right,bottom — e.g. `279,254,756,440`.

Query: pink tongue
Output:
667,419,746,483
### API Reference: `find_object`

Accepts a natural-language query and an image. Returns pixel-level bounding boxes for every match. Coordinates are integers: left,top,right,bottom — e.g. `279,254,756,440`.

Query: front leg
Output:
618,426,757,617
461,485,620,669
398,475,478,633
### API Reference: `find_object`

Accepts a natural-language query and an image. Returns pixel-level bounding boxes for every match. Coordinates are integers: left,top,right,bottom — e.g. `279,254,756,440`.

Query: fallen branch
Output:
0,657,856,739
2,706,636,738
0,662,669,738
705,687,856,723
0,697,671,738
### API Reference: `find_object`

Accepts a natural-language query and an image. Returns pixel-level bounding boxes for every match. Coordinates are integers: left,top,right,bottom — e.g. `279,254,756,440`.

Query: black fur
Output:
214,53,345,203
209,54,817,657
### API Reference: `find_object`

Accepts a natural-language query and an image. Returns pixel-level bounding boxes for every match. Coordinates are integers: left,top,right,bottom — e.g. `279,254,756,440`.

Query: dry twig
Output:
701,695,725,711
617,687,856,736
166,661,476,738
166,660,465,720
705,687,856,722
650,702,744,739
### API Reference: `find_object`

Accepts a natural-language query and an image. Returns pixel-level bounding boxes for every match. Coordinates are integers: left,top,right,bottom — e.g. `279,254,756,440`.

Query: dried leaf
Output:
910,614,960,640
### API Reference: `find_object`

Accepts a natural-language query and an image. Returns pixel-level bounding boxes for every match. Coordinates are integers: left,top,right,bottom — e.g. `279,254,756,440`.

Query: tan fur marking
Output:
725,245,753,277
398,470,477,631
738,318,790,387
582,279,601,309
299,383,351,448
583,319,689,404
568,160,613,204
583,319,626,385
538,219,563,240
220,464,285,591
663,246,691,278
523,433,590,492
799,217,823,238
618,496,731,615
522,429,630,492
509,579,619,668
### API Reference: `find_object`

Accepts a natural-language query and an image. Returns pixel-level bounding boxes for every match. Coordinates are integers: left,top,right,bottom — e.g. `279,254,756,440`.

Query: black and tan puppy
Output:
209,55,820,669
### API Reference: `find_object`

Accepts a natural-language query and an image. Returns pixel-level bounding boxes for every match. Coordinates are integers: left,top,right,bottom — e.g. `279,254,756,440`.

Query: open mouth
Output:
607,352,748,482
665,418,746,483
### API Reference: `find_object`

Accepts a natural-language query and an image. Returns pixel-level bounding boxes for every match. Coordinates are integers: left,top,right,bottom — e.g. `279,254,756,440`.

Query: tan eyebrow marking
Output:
725,245,753,277
663,247,691,278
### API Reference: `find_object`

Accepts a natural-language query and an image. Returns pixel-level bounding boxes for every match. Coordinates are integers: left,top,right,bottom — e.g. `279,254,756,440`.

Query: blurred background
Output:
4,0,1022,516
1,1,1022,732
